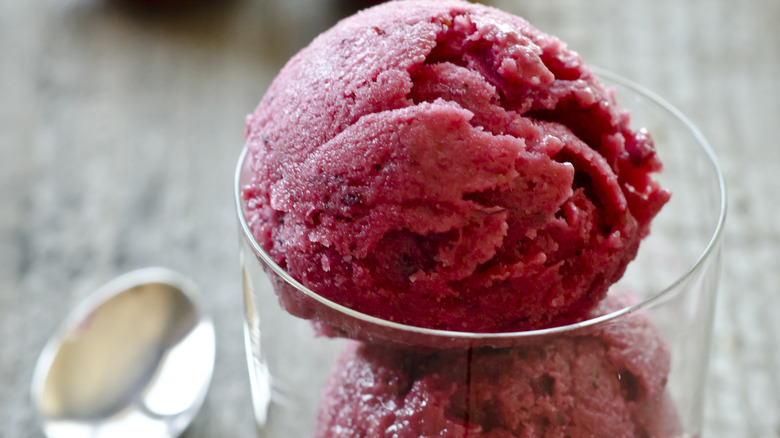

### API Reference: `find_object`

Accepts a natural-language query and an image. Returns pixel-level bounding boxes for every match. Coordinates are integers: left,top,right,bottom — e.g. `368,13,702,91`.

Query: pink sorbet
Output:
241,0,669,332
314,294,682,438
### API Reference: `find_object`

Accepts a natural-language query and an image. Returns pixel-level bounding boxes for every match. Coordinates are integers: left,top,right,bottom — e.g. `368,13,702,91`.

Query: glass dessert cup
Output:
235,69,726,438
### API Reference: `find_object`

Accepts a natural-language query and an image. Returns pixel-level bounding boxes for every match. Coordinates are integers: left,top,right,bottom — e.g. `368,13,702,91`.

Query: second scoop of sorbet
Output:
314,294,682,438
242,0,669,332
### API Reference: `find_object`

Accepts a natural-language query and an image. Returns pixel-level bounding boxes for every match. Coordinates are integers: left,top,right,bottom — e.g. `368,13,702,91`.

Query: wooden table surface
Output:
2,0,778,436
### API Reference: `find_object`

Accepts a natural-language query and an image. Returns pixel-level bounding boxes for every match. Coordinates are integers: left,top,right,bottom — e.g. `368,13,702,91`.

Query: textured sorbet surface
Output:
314,295,681,438
242,0,670,332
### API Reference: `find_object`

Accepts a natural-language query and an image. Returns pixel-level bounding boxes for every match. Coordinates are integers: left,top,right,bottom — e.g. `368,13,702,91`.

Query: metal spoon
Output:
31,267,216,438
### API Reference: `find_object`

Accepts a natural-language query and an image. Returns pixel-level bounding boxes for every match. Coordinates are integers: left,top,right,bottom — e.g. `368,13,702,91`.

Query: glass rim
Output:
234,68,727,341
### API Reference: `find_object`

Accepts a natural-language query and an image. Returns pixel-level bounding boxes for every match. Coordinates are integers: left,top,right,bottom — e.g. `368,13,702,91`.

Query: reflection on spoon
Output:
31,267,216,438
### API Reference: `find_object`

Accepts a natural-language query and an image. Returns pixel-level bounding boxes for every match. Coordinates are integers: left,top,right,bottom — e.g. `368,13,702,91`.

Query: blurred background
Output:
1,0,777,436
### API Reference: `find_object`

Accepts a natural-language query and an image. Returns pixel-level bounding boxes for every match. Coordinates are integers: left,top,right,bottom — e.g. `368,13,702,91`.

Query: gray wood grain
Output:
2,0,777,436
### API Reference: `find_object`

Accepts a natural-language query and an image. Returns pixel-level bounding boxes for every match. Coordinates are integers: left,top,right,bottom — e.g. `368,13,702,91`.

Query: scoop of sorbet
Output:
242,0,669,332
313,293,682,438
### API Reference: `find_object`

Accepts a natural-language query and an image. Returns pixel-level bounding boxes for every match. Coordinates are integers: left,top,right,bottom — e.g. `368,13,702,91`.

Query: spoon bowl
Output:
31,267,216,438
